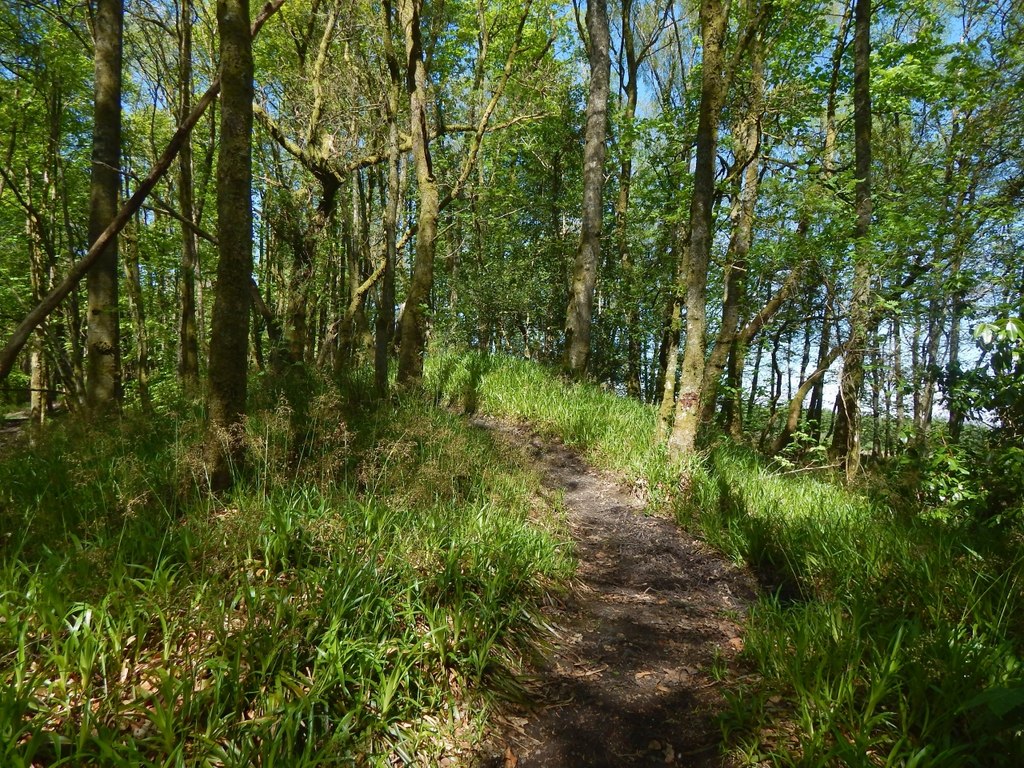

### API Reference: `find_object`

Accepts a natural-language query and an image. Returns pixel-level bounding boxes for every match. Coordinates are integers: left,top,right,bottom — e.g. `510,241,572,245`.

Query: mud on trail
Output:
472,417,758,768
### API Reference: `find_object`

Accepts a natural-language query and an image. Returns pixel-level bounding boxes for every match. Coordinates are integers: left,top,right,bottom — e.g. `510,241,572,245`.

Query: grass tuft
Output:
0,372,570,765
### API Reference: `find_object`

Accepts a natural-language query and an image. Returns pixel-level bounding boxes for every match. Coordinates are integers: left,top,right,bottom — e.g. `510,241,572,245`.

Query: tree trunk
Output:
85,0,123,411
944,185,975,443
746,330,765,424
697,41,773,431
947,297,964,441
829,0,872,481
375,1,401,397
26,207,51,425
177,0,200,390
206,0,254,491
544,149,563,361
656,224,687,437
883,326,893,458
656,293,682,438
799,311,812,395
916,308,942,441
893,315,904,446
287,178,338,365
807,5,848,442
667,0,730,458
338,172,373,365
396,0,440,384
0,1,285,386
616,0,641,397
282,10,341,367
563,0,610,380
721,335,745,439
122,217,151,410
807,292,831,441
758,324,785,450
911,314,923,431
770,343,843,455
870,335,883,458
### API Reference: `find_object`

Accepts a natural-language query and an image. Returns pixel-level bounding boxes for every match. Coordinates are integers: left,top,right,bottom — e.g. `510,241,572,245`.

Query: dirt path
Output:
472,418,758,768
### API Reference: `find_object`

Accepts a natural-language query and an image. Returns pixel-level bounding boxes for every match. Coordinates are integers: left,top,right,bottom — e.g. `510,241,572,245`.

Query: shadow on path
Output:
472,418,757,768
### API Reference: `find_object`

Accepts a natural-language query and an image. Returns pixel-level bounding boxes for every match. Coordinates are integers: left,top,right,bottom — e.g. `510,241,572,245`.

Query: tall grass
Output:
703,446,1024,767
426,352,679,497
429,351,1024,767
0,376,571,765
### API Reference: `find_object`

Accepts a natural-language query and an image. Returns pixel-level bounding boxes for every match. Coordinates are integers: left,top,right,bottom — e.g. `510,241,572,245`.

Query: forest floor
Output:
470,416,759,768
0,410,29,443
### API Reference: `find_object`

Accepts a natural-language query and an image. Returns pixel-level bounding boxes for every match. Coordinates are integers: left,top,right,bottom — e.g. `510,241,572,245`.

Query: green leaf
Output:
961,685,1024,719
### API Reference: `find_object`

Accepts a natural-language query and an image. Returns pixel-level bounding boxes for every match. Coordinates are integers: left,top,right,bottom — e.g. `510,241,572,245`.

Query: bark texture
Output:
563,0,610,380
396,0,440,384
206,0,254,490
829,0,872,480
0,0,284,385
177,0,200,389
375,0,401,396
616,0,641,397
667,0,729,458
697,41,767,431
85,0,123,411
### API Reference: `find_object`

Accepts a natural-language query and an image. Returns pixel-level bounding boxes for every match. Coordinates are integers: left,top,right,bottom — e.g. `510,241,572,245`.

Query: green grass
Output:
701,445,1024,766
427,351,678,498
429,351,1024,767
7,352,1020,766
0,375,571,766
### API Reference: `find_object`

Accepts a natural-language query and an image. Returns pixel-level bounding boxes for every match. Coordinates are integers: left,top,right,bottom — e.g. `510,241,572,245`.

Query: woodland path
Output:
471,417,758,768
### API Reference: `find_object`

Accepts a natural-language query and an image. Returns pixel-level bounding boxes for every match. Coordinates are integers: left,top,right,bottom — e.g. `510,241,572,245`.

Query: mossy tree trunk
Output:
177,0,201,391
666,0,730,459
396,0,439,385
829,0,872,481
697,38,764,431
206,0,254,491
375,0,401,397
85,0,123,412
563,0,610,381
616,0,640,397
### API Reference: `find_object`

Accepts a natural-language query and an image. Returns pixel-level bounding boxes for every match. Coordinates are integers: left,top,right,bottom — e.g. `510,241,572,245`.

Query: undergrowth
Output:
701,446,1024,767
427,352,679,500
429,350,1024,767
0,372,570,766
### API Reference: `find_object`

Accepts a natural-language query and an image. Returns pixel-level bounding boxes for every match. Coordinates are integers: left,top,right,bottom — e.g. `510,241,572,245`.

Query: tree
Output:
177,0,201,390
375,0,402,397
395,0,440,385
206,0,254,490
611,0,670,397
665,0,732,458
829,0,872,480
563,0,610,380
85,0,123,411
0,2,284,389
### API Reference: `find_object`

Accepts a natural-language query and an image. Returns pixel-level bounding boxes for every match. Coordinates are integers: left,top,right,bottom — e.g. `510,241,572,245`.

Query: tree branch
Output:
0,0,288,383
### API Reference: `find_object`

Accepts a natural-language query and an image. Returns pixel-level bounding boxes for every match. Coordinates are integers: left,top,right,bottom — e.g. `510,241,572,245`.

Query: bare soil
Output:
471,417,758,768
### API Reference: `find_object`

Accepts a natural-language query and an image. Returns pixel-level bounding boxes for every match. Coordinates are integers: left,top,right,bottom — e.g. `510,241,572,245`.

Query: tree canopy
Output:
0,0,1020,491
